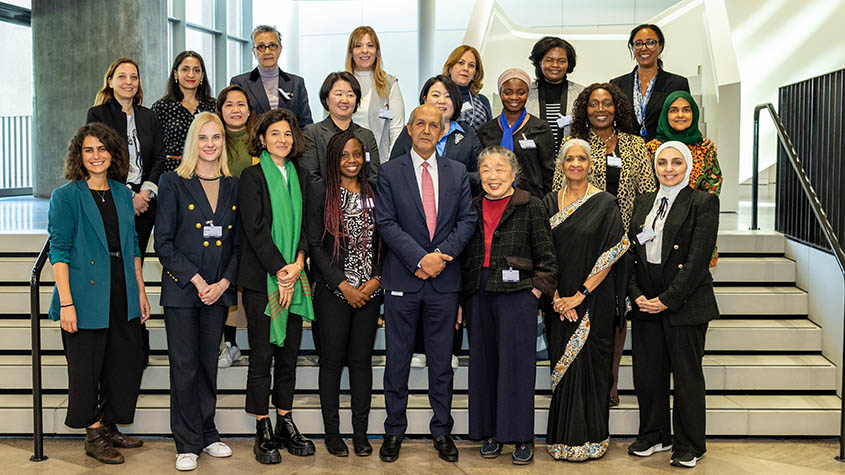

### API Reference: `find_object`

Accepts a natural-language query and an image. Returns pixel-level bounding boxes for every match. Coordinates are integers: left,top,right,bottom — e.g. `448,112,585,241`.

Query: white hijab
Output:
644,141,693,264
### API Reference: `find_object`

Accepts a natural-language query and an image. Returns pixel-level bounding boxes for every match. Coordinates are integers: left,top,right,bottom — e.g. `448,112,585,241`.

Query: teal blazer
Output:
47,179,142,329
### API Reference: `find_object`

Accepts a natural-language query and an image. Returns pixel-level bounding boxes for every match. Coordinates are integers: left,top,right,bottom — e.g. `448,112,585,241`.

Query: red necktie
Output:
421,161,437,240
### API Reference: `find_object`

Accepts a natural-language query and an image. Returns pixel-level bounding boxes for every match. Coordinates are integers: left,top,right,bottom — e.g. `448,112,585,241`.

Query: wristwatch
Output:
578,285,590,296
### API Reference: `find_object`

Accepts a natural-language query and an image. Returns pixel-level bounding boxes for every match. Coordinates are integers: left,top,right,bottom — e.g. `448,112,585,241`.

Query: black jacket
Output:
460,188,556,297
301,117,380,189
477,115,555,200
610,67,690,143
306,182,381,290
86,99,166,190
628,187,720,326
230,67,313,126
154,173,241,307
237,162,309,292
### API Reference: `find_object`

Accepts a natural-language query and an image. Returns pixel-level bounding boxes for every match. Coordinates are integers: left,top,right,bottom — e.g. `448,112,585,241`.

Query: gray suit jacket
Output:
230,67,313,126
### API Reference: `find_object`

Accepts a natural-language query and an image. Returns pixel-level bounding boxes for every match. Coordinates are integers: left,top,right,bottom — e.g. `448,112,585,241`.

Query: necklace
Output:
92,188,108,203
196,174,220,181
600,129,617,144
560,182,591,209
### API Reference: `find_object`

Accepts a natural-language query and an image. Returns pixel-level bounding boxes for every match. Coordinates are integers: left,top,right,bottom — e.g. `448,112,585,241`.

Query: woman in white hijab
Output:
625,141,720,469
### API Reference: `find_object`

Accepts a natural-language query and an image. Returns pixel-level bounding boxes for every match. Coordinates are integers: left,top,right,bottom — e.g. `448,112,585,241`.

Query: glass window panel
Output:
168,0,173,16
228,40,244,82
228,0,243,37
186,28,215,84
186,0,215,28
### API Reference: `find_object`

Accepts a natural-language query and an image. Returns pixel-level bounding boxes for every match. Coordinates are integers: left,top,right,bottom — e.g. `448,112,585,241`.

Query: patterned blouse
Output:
552,131,656,231
333,188,379,300
151,97,217,171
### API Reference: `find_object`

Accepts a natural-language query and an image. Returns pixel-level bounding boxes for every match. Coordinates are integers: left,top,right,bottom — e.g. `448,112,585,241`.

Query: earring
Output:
613,119,617,128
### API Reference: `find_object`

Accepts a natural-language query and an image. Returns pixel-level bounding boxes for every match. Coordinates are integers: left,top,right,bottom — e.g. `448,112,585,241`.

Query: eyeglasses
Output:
633,39,659,49
254,43,280,53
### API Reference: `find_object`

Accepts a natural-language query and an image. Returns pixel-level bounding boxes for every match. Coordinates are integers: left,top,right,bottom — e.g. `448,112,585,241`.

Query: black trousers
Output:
164,305,226,454
243,287,303,415
466,269,537,443
631,315,708,456
129,184,155,365
314,284,381,435
62,314,144,429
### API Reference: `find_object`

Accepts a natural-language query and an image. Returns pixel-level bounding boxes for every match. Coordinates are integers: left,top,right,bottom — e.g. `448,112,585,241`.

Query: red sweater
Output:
482,196,511,267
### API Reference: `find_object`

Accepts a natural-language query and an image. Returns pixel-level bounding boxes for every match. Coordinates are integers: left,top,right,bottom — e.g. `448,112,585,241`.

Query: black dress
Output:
90,189,128,322
541,190,628,461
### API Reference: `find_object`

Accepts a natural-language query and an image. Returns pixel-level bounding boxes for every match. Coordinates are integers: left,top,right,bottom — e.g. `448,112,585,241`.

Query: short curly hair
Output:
63,123,129,182
570,82,637,139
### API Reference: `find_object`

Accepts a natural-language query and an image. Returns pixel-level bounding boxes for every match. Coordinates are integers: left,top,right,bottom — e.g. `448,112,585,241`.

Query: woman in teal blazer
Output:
48,123,151,465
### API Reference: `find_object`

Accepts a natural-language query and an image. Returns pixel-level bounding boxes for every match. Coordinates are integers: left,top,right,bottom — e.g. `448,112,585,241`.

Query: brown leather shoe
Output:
85,426,125,464
103,422,143,448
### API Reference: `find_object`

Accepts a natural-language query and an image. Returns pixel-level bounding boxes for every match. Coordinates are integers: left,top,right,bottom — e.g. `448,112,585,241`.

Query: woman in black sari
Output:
542,138,629,461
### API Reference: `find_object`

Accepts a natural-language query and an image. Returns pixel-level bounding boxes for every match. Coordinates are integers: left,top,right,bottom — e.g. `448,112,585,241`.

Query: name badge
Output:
556,115,572,128
365,151,371,163
460,101,472,113
278,88,292,101
607,155,623,168
378,109,394,120
203,225,223,239
502,268,520,282
636,227,656,243
357,197,375,209
518,139,537,149
390,291,404,297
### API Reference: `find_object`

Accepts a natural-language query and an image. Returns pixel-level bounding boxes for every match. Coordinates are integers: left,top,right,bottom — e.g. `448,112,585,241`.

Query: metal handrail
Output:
29,239,49,462
751,103,845,461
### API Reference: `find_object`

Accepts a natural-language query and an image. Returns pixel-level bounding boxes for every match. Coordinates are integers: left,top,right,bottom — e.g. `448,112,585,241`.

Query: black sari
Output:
542,189,628,461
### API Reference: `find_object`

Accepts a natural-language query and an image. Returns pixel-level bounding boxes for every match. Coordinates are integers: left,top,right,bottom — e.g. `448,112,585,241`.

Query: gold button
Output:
673,244,679,250
232,205,237,211
89,280,95,285
678,264,684,269
196,223,202,229
203,240,209,247
188,204,195,210
227,224,232,230
216,240,222,247
90,260,95,265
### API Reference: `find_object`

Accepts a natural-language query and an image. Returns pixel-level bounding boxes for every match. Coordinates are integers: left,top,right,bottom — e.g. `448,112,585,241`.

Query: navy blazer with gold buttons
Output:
154,172,241,308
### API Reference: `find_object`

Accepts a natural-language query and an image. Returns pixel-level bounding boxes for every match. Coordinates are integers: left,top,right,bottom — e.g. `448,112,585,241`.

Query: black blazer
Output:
86,99,166,190
628,187,720,326
154,172,241,308
306,182,381,290
230,67,313,126
610,67,690,143
237,162,309,292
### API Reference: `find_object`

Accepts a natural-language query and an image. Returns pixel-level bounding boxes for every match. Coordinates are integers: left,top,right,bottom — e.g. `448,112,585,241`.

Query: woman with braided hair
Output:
306,130,382,457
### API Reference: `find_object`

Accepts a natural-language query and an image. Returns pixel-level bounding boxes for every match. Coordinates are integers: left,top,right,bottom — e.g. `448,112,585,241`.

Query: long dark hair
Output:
627,24,665,68
322,130,377,264
570,83,637,139
162,50,214,102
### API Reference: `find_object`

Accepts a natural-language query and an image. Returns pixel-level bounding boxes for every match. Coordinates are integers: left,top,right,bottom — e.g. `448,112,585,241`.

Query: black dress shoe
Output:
433,435,459,462
325,435,348,457
275,413,316,456
379,435,402,462
353,433,373,456
254,418,281,464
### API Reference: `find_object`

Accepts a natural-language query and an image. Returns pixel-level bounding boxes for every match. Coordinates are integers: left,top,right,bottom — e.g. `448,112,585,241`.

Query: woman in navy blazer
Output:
154,112,240,471
48,123,150,465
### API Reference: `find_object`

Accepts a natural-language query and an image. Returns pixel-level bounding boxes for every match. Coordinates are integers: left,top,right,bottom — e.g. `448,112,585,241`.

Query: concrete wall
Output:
31,0,168,197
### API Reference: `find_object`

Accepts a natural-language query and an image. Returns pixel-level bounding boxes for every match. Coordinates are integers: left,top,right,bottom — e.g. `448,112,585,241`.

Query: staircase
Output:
0,229,837,437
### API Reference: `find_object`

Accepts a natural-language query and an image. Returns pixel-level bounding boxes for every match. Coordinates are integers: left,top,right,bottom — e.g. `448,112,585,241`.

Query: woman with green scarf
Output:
238,108,315,464
646,90,722,266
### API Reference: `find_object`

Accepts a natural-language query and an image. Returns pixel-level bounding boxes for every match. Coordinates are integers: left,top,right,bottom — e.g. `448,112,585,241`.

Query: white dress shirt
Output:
410,147,439,213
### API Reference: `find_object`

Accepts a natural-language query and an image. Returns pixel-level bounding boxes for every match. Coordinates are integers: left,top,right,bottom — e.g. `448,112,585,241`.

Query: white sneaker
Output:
229,344,242,363
218,342,233,368
451,355,459,369
175,453,198,471
203,441,232,457
410,353,427,368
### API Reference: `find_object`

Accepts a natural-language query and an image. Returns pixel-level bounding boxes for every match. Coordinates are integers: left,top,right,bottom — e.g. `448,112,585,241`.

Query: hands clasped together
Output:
552,289,585,322
192,274,231,306
415,251,453,280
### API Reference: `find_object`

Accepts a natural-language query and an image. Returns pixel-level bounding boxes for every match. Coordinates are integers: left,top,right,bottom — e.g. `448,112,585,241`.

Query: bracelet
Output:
60,303,74,308
295,262,303,272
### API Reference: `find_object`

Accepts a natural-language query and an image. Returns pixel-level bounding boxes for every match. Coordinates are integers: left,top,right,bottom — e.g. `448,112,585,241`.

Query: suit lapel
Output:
401,156,427,224
76,181,109,252
646,70,669,126
109,178,132,252
213,177,233,221
660,187,693,264
183,176,215,221
632,192,656,263
277,69,293,106
247,68,271,113
434,155,450,237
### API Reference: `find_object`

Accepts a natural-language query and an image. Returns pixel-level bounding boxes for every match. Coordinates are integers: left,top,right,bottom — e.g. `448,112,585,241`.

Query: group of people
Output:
47,21,723,471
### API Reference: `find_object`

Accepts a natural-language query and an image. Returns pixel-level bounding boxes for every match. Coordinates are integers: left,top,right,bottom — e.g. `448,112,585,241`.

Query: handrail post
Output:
750,105,762,230
30,240,48,462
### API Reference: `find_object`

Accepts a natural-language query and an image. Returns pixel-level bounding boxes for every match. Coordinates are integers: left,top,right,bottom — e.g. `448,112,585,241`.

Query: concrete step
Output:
4,393,838,436
0,316,823,353
5,353,833,392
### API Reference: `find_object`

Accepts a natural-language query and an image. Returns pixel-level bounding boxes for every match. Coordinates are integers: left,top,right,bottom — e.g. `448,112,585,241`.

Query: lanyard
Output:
633,69,656,138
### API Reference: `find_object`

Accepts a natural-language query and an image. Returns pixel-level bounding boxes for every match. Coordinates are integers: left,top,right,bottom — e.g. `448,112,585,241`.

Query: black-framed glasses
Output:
254,43,280,53
633,39,659,49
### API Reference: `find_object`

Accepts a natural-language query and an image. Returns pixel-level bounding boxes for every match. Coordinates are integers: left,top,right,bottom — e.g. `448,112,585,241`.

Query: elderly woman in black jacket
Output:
462,145,556,465
627,141,719,469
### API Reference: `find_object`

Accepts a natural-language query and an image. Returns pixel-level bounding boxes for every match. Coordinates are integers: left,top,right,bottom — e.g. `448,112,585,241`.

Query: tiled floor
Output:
3,437,845,474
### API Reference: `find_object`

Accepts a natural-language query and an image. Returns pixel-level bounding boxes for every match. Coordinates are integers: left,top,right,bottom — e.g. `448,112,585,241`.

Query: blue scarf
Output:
498,108,527,151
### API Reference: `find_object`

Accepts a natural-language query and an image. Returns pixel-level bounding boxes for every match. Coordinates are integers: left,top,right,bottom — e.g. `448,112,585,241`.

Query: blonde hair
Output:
345,26,389,98
442,45,485,95
93,57,144,106
176,112,231,179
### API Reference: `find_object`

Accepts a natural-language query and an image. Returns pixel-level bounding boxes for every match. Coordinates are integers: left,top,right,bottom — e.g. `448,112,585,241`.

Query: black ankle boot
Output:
275,412,315,456
254,418,281,464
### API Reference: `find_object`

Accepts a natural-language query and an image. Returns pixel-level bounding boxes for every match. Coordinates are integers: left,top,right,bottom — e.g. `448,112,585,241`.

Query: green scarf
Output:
655,90,703,145
259,151,314,347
